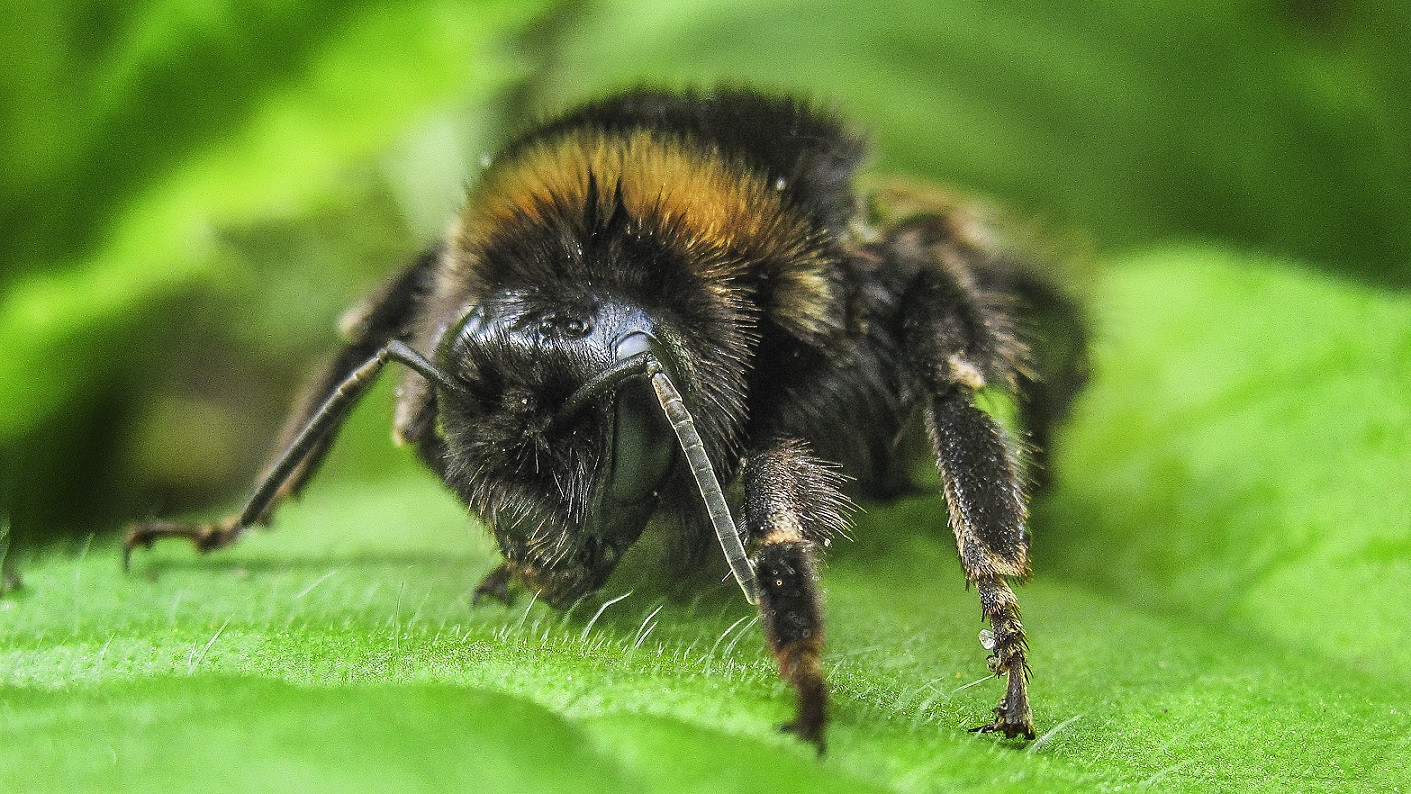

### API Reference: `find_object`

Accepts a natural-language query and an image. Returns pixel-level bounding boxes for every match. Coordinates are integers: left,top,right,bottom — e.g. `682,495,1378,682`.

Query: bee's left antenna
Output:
645,358,759,605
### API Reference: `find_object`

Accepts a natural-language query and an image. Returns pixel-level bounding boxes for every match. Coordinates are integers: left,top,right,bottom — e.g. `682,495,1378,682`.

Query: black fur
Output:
498,87,868,231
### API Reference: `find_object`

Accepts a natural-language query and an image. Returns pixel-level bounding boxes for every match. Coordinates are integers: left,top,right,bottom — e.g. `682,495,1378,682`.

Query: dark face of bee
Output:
423,133,768,606
434,288,680,607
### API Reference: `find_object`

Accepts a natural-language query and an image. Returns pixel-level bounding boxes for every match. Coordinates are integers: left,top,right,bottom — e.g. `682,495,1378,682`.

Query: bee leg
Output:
742,440,850,755
971,573,1032,739
888,214,1038,739
124,250,443,568
124,341,451,567
122,340,385,565
264,247,444,515
926,388,1035,740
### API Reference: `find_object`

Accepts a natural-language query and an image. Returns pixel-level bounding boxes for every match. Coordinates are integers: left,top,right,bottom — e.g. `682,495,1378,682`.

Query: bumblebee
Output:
127,88,1087,751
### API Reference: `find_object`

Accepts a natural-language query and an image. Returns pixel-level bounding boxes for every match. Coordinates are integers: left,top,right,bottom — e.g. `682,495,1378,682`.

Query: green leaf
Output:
1040,245,1411,673
3,246,1408,790
3,681,639,791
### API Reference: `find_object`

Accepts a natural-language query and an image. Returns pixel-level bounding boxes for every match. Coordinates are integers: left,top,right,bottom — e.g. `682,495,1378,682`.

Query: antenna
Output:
646,358,759,605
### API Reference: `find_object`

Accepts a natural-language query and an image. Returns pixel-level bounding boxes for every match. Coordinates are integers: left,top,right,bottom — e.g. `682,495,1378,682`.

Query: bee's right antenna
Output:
645,357,760,605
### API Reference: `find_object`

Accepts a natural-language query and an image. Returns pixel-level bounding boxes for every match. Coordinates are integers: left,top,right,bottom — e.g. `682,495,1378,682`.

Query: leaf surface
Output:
4,247,1408,792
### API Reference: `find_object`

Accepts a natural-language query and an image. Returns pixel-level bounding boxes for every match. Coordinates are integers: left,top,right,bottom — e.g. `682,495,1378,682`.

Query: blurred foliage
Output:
527,0,1411,281
2,1,1409,789
1,0,543,549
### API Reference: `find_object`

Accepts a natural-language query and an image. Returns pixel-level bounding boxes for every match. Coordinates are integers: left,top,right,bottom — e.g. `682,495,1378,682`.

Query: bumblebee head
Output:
427,288,670,604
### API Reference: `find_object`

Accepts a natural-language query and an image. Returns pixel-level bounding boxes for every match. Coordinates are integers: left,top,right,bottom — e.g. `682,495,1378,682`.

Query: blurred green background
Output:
2,0,1407,561
3,2,1410,791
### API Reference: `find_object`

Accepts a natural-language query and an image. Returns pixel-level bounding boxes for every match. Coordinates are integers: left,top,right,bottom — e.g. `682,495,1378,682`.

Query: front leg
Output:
742,440,850,754
124,342,456,565
124,249,447,566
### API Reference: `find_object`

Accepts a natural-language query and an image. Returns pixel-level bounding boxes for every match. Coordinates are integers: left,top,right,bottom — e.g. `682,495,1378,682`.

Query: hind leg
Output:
887,214,1038,738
